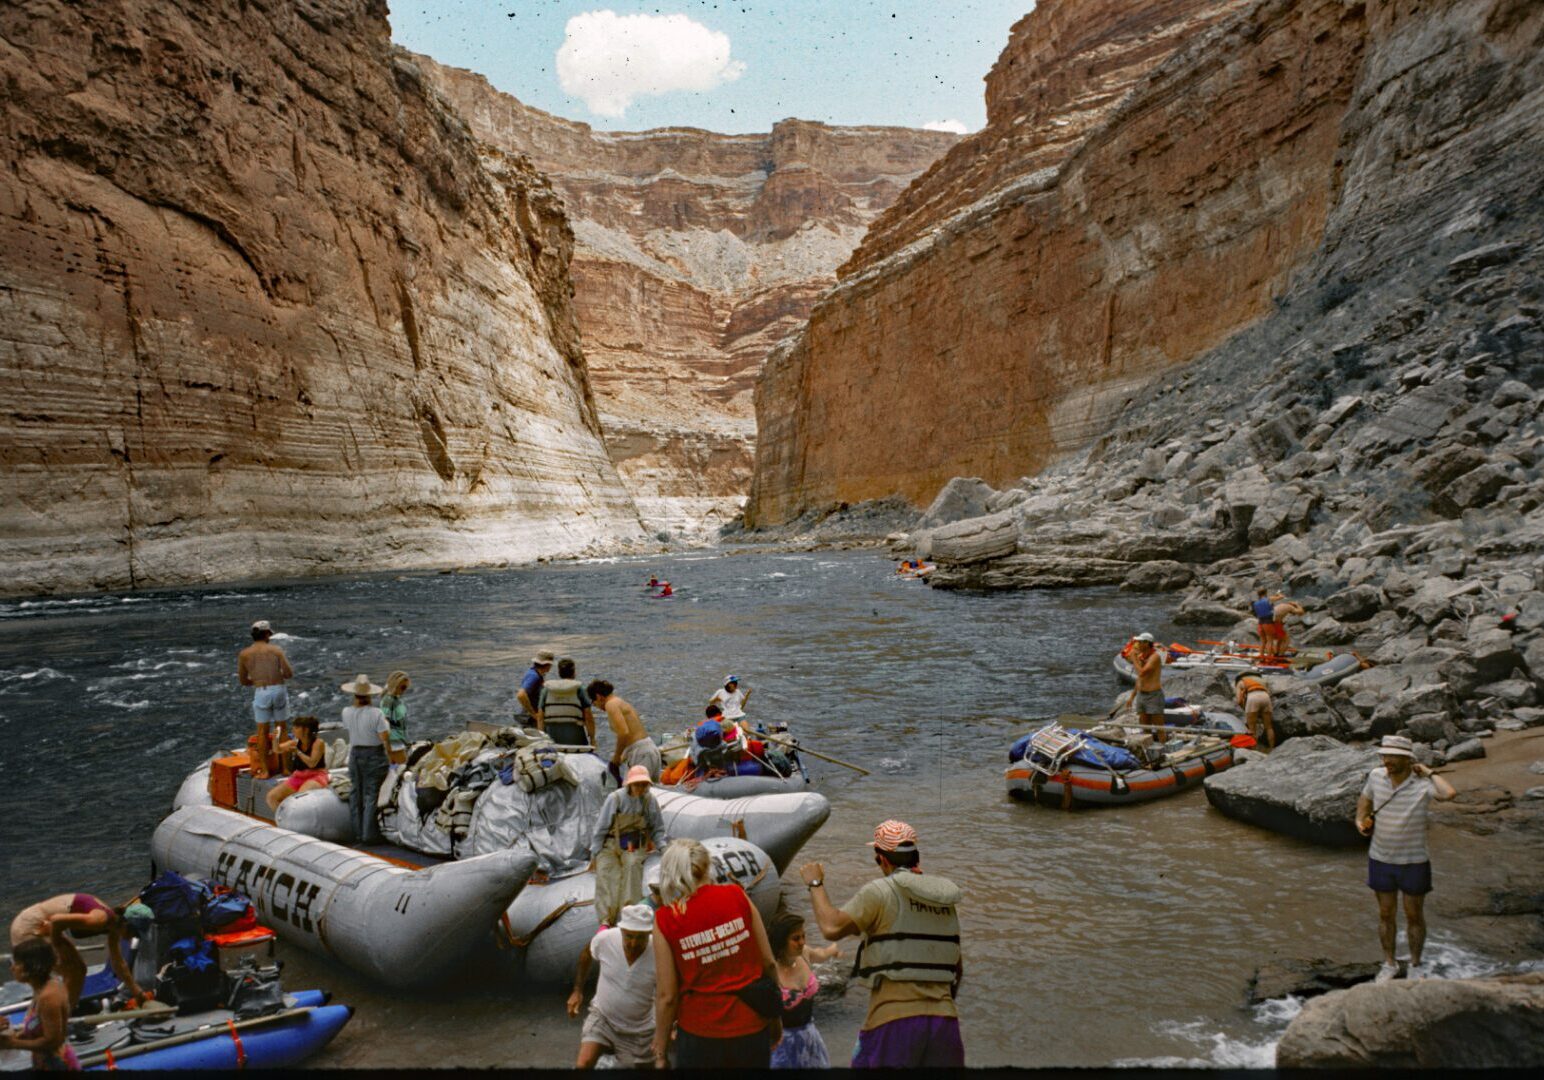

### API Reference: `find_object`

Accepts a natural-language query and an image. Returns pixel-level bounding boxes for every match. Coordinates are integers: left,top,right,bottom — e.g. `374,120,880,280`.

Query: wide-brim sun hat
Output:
532,650,555,665
1378,735,1415,757
624,765,653,786
341,674,384,696
252,619,272,632
618,904,654,932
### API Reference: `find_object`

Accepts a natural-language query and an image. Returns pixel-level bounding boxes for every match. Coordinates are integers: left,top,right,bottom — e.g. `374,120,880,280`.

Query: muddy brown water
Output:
0,550,1524,1066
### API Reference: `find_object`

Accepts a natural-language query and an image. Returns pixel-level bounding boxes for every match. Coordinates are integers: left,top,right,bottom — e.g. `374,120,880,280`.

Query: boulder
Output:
928,511,1017,566
1203,735,1376,846
1265,682,1352,741
1174,595,1250,627
917,477,997,529
1478,677,1537,708
1492,379,1534,408
1248,959,1381,1004
1397,576,1461,626
1119,560,1193,592
1467,627,1525,684
1276,974,1544,1068
1442,738,1486,764
1247,484,1319,546
1298,616,1356,646
1327,584,1384,623
1438,463,1511,514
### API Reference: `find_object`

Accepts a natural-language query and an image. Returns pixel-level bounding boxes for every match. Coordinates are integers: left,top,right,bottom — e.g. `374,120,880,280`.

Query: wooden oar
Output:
74,1000,176,1026
74,1005,315,1068
763,735,870,776
1068,719,1247,738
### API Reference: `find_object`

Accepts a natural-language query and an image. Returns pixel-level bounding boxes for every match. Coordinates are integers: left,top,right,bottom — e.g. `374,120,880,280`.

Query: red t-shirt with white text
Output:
654,883,765,1037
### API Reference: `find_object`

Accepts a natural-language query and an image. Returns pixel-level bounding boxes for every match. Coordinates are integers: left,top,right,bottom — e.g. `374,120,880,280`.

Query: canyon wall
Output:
748,0,1378,524
0,0,646,595
417,57,958,539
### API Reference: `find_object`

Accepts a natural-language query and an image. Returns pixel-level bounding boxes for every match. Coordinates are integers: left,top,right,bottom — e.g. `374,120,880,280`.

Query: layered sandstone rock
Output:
0,0,646,595
749,0,1370,524
417,57,957,539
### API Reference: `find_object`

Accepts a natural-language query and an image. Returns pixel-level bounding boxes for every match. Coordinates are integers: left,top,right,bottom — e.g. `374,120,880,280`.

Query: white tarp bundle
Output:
464,752,610,872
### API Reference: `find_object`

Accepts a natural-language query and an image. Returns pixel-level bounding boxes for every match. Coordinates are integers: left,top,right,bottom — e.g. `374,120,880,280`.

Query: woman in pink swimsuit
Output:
0,937,80,1070
768,911,839,1069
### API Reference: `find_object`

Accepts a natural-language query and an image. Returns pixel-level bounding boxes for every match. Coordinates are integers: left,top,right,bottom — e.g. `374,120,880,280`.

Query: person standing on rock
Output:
799,820,965,1068
516,650,554,726
237,619,294,779
1234,673,1276,750
1251,589,1281,657
589,680,662,783
1271,594,1306,656
1124,633,1168,743
1355,735,1457,982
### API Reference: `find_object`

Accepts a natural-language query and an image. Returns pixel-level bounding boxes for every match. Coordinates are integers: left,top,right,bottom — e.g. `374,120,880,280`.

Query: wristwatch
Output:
806,878,823,889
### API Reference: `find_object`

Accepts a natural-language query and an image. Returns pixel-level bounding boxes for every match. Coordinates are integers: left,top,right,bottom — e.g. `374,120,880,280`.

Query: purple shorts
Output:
1368,858,1432,895
851,1014,964,1069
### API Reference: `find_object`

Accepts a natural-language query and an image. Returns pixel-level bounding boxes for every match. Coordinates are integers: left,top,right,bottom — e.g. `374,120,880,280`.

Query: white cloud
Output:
923,119,970,135
556,10,746,120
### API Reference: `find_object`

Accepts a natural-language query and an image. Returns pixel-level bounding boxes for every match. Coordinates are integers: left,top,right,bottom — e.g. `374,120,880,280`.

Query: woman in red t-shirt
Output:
651,839,780,1068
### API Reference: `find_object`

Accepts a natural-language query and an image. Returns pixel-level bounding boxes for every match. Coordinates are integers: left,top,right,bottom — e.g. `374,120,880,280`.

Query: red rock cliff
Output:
416,56,958,539
0,0,647,594
749,0,1374,524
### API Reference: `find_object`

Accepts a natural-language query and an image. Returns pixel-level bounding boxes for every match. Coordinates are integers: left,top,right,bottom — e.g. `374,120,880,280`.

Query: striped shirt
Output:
1361,767,1435,864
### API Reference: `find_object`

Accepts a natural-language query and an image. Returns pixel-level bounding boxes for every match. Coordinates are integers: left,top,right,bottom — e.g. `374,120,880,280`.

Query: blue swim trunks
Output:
252,685,290,724
1367,857,1432,895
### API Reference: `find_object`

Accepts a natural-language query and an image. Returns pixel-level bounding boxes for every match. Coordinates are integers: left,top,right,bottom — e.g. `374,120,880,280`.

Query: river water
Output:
0,550,1523,1067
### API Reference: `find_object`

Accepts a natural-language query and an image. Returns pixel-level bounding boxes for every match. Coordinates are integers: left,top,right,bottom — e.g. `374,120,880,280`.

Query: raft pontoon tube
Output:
502,835,780,985
150,806,535,988
653,788,829,873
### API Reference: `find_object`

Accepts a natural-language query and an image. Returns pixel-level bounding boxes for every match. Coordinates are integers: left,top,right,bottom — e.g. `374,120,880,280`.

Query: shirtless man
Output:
238,620,294,779
1124,633,1168,743
1271,595,1306,656
586,680,661,782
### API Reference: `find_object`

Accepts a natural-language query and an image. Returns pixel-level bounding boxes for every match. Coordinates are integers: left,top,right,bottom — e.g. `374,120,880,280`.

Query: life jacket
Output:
1252,598,1275,622
1238,676,1268,696
541,679,585,728
851,872,963,988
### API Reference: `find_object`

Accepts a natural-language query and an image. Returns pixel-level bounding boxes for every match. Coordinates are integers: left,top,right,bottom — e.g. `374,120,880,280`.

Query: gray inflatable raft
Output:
503,835,780,985
151,806,535,988
653,788,829,874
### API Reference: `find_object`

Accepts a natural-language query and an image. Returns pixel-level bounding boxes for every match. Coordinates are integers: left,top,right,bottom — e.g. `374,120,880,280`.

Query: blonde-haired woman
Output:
651,839,780,1068
380,671,412,765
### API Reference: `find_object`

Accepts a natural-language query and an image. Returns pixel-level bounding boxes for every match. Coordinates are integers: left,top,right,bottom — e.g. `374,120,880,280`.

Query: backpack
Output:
200,887,255,931
155,937,224,1014
140,871,209,922
224,958,286,1020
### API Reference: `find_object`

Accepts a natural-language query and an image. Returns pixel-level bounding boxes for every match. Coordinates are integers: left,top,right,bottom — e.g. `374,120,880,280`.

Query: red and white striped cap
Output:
869,819,918,853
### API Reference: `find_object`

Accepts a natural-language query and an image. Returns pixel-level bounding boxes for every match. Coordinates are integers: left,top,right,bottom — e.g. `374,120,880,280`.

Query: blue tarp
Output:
1009,729,1142,771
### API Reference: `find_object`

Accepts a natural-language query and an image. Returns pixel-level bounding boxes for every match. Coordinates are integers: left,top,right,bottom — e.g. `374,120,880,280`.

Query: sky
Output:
389,1,1034,134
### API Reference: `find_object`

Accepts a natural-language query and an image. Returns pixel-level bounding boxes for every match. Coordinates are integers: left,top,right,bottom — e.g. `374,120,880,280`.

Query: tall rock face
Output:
749,0,1533,526
0,0,645,595
416,57,958,540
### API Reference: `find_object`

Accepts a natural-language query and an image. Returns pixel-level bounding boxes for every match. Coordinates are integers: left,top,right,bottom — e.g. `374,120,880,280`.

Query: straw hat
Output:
531,650,555,666
1378,735,1415,758
341,673,384,696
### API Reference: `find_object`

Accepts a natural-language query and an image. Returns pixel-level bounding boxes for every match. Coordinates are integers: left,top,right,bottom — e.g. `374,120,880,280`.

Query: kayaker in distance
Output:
1356,735,1457,983
1124,632,1167,743
655,582,675,598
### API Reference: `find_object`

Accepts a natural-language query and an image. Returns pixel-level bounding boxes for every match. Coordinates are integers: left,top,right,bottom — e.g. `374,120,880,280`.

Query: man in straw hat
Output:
517,649,555,726
800,821,965,1068
237,619,294,779
1356,735,1456,982
340,673,392,844
567,902,657,1068
589,766,669,929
